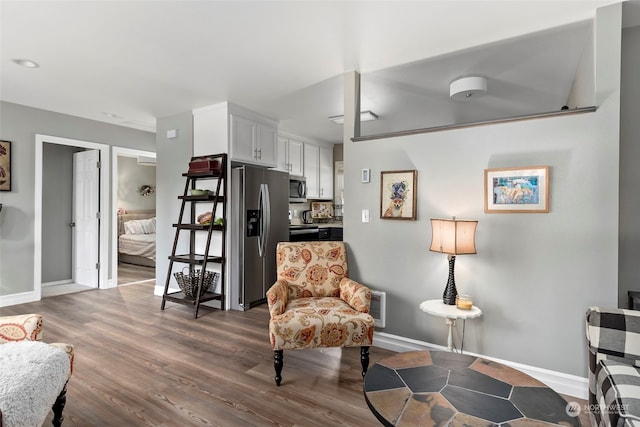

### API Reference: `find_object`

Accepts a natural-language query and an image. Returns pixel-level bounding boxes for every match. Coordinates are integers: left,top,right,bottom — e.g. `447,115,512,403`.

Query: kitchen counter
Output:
317,222,343,228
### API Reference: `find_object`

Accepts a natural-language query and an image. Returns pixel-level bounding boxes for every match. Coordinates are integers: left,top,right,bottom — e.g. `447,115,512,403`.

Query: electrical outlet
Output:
362,209,369,223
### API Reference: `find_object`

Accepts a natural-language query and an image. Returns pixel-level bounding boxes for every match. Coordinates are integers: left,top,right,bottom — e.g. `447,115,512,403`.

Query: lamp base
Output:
442,255,458,305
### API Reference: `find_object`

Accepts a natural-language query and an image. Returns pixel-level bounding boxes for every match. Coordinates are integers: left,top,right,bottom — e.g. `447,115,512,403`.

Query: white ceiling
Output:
0,1,627,144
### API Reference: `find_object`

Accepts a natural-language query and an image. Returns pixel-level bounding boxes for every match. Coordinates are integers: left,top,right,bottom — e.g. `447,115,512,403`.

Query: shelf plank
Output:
182,171,223,179
179,195,225,203
163,291,223,305
169,254,223,264
172,223,224,231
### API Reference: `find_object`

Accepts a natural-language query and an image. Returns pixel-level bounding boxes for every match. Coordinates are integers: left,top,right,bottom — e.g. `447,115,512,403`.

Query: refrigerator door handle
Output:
258,184,265,258
262,184,271,259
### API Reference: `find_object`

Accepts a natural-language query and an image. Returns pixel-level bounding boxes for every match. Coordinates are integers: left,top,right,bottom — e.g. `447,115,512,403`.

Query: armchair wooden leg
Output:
361,346,370,377
51,381,67,427
274,350,283,386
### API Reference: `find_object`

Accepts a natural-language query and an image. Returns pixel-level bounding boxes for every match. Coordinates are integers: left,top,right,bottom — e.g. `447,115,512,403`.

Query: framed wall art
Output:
484,166,549,213
380,170,417,220
0,140,11,191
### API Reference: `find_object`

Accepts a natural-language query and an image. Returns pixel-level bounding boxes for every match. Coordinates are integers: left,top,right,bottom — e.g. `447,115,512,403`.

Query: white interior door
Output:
73,150,100,287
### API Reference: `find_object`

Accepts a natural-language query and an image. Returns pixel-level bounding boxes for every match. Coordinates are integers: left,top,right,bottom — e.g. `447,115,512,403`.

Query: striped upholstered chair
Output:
0,314,74,427
266,241,375,386
586,307,640,427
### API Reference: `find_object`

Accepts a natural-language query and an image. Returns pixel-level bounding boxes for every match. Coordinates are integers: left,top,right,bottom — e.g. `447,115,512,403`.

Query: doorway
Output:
35,134,110,299
111,147,156,287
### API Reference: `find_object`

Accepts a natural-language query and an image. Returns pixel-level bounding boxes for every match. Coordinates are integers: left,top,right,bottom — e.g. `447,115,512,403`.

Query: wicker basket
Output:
174,268,218,298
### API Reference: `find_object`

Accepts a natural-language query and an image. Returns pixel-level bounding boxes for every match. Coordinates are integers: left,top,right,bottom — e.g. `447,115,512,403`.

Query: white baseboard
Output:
373,331,588,400
0,291,38,308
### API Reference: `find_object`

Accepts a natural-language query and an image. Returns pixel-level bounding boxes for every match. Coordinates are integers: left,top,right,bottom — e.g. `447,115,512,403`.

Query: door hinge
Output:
96,212,101,219
95,263,100,270
96,161,101,169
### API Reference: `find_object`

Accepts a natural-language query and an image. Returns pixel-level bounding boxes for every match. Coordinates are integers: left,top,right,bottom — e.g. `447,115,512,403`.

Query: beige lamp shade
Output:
430,218,478,255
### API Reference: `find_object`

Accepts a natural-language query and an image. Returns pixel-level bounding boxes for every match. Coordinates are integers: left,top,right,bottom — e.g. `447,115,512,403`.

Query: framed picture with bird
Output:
380,170,417,220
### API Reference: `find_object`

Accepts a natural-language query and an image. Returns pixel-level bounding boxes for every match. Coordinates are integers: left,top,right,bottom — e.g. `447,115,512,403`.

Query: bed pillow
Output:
124,217,156,235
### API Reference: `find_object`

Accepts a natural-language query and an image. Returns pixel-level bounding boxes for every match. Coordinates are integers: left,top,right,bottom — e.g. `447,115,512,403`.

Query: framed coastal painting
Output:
484,166,549,213
0,140,10,192
380,170,417,220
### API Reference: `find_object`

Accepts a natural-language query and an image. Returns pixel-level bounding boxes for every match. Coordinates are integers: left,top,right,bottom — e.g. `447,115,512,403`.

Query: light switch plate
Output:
362,209,370,223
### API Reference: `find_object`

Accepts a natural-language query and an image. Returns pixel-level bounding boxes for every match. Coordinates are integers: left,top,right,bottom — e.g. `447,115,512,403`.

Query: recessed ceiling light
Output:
12,58,40,68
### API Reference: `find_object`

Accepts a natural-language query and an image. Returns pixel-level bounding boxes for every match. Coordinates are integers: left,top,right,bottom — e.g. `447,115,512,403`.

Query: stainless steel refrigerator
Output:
230,165,289,310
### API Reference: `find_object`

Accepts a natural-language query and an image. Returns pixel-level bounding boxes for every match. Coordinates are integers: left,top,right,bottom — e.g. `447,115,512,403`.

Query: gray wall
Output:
0,101,155,297
619,24,640,308
154,112,193,293
118,156,156,212
42,143,85,283
343,6,621,378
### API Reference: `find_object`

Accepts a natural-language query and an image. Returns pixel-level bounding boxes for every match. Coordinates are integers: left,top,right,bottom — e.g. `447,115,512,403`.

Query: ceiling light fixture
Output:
329,110,378,125
450,76,487,101
12,58,40,68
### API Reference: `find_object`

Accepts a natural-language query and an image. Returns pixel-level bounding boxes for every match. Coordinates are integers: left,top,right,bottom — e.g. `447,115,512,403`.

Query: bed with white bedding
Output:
118,211,156,267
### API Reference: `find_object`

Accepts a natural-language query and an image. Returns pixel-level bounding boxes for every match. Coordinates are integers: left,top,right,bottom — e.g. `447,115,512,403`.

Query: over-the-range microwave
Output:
289,175,307,203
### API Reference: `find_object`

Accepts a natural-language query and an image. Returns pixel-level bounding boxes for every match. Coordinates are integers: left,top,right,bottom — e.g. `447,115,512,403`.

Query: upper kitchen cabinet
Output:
276,134,303,175
193,102,279,168
230,112,278,168
304,143,333,200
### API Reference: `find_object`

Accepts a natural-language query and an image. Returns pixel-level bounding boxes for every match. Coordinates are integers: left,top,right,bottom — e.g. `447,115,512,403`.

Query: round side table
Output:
419,299,482,352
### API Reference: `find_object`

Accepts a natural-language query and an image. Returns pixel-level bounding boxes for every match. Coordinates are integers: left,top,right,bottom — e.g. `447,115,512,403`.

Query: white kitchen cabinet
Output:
303,143,333,200
277,136,304,175
230,113,277,168
319,146,333,200
304,143,319,199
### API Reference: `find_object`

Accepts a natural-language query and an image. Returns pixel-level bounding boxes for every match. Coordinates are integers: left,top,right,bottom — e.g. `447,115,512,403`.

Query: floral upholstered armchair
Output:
266,241,375,386
0,314,74,427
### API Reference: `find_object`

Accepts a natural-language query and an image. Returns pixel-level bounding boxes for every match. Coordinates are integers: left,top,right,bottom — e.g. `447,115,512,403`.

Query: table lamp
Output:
430,218,478,305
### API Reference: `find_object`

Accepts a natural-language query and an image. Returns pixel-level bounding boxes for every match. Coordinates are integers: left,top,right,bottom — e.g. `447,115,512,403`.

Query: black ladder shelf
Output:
161,153,227,318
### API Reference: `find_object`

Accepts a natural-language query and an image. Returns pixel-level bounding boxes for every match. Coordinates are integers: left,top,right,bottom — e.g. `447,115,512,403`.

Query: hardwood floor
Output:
3,284,591,426
3,283,395,426
117,262,155,285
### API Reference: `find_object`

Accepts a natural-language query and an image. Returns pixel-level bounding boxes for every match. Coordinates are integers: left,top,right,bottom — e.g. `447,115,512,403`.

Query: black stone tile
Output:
510,387,581,426
397,365,449,393
448,367,513,398
441,385,523,424
431,350,477,370
364,363,406,392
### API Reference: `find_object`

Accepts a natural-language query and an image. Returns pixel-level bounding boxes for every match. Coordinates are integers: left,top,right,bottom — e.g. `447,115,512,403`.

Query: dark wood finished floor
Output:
2,283,396,426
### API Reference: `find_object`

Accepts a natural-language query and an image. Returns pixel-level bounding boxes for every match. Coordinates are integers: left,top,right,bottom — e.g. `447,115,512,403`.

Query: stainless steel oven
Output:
289,175,307,203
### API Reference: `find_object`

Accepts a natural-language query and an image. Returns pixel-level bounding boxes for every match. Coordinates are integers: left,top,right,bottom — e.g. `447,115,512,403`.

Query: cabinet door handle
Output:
258,149,262,159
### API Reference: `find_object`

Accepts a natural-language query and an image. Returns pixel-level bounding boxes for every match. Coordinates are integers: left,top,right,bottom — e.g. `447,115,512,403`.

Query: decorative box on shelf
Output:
189,155,221,174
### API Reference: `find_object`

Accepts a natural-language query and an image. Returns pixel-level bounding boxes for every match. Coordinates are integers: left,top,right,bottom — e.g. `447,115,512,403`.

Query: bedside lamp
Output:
430,218,478,305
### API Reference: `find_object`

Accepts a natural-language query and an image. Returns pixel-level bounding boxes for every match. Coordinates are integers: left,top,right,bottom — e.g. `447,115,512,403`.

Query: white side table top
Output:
419,299,482,319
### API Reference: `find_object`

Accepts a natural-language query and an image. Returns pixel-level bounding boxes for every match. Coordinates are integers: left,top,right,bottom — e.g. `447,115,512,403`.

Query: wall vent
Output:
370,290,386,328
